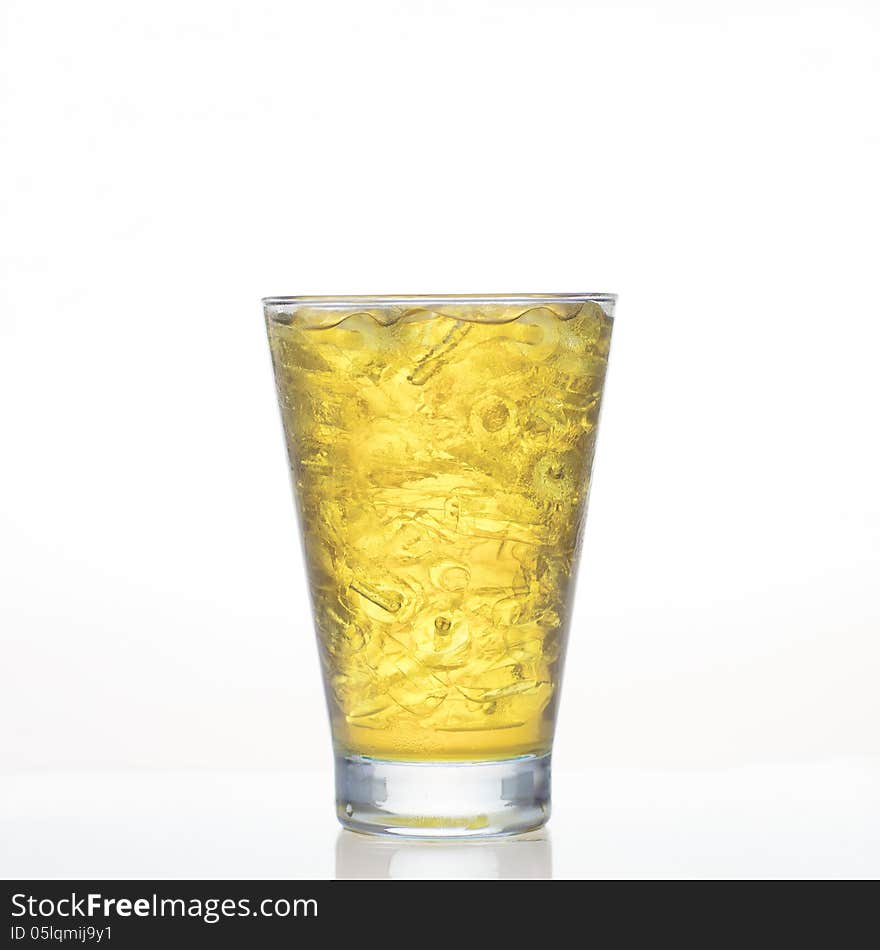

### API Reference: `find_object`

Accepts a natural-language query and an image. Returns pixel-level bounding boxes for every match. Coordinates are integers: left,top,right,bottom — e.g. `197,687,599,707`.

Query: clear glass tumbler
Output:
264,294,615,837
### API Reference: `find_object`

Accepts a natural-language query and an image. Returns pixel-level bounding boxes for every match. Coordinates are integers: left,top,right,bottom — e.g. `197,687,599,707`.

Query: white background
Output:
1,0,878,878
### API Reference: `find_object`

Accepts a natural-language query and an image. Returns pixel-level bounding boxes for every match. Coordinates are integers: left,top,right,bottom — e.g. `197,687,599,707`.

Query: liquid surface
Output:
268,302,612,761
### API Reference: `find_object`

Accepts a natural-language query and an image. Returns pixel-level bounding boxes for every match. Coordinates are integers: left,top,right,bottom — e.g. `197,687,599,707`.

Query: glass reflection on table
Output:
335,829,552,880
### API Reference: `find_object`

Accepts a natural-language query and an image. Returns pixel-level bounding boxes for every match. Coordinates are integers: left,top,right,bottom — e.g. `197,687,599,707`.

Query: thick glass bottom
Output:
335,753,551,838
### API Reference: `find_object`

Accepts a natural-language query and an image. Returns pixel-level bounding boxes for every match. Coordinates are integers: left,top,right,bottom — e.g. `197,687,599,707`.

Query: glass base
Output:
335,753,551,839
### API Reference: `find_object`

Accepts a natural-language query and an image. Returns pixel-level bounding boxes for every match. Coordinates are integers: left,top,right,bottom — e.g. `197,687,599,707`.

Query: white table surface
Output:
2,761,878,879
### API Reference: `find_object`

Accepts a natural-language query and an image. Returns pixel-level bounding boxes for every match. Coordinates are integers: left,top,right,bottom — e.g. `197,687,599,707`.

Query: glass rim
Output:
262,292,617,309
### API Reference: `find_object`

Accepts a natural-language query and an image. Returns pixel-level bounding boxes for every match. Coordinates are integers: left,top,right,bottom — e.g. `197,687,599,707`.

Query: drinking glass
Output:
264,294,615,837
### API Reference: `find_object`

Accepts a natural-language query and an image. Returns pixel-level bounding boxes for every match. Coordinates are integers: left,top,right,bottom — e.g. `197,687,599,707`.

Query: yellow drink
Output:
266,297,612,763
